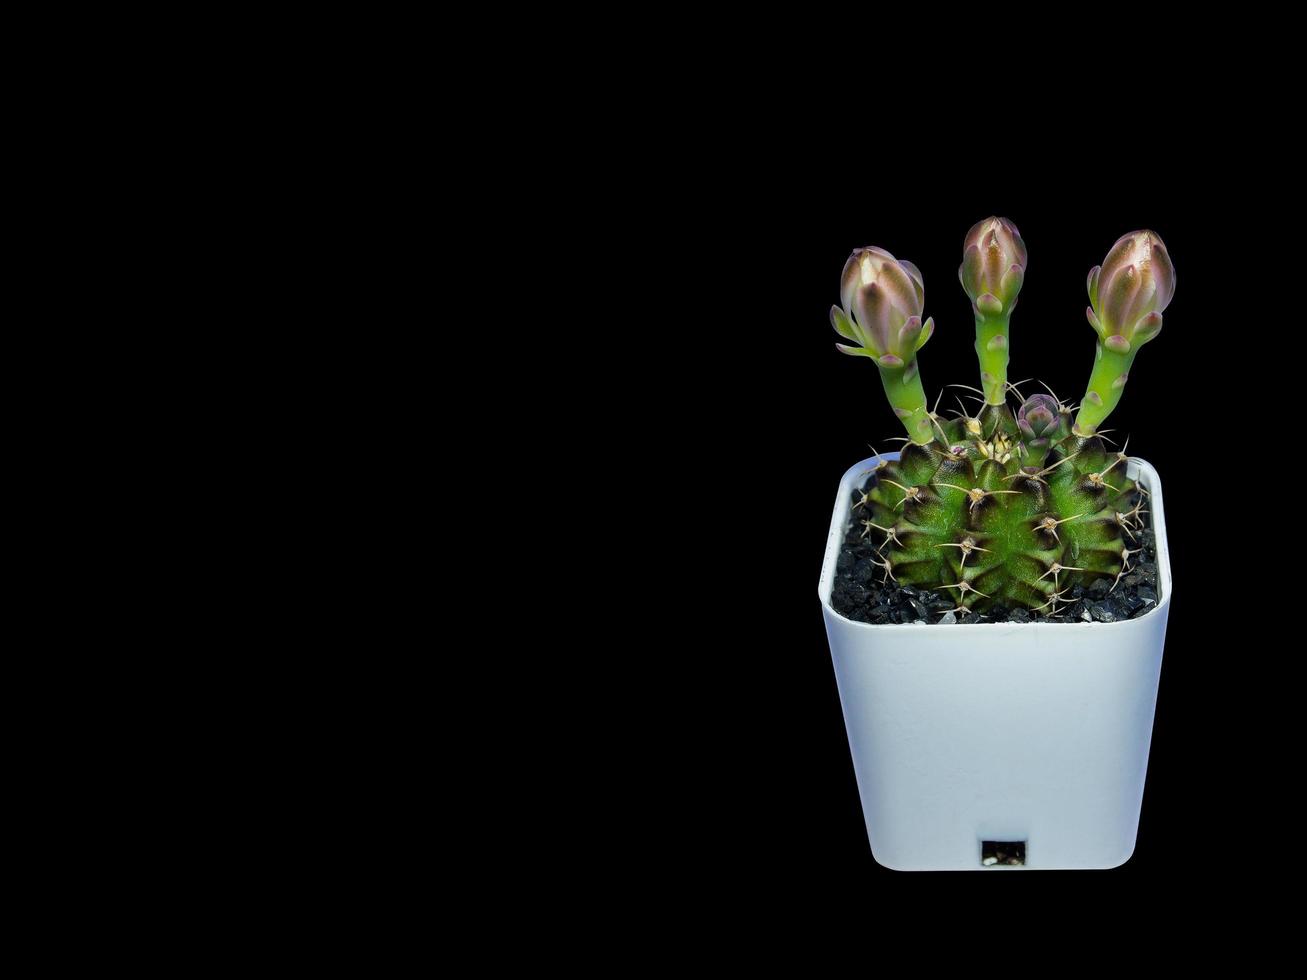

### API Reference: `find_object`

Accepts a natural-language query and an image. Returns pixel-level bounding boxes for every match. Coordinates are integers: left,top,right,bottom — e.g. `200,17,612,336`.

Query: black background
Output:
656,175,1300,894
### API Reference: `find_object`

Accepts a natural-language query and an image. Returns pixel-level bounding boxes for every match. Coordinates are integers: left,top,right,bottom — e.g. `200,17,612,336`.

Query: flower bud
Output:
1085,230,1175,350
1016,394,1060,447
959,217,1027,315
835,246,933,360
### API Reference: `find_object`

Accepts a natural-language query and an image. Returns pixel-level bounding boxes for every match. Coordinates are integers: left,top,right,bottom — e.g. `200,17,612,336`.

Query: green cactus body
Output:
856,403,1143,616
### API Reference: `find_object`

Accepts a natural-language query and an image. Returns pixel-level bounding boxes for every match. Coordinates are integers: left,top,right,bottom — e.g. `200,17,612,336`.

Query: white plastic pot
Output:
817,453,1171,871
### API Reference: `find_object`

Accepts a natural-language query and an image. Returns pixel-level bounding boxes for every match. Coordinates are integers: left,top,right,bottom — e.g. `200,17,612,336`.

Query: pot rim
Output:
817,452,1171,631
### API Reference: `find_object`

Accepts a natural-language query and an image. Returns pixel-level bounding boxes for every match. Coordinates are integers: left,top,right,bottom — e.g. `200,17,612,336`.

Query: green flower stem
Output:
974,313,1011,405
1074,343,1138,435
878,359,933,445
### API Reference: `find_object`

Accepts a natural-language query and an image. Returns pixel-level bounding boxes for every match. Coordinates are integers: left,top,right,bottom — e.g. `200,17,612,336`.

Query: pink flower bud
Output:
959,217,1027,313
836,246,929,359
1088,230,1175,348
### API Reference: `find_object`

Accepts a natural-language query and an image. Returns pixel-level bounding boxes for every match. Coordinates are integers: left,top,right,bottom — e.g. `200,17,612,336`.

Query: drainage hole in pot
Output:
981,841,1025,867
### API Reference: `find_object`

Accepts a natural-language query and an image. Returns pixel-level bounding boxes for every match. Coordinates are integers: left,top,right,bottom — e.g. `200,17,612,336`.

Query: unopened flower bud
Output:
1017,394,1060,447
959,217,1027,316
833,246,934,361
1085,230,1175,351
831,245,936,445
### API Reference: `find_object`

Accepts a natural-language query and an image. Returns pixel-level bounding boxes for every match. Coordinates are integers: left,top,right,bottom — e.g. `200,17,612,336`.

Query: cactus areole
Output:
832,220,1172,617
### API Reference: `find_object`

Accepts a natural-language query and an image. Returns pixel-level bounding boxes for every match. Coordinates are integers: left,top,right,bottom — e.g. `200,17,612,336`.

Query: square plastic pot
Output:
817,453,1171,871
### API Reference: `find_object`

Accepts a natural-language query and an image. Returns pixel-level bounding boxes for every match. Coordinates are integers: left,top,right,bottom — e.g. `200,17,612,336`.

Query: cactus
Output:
832,219,1167,617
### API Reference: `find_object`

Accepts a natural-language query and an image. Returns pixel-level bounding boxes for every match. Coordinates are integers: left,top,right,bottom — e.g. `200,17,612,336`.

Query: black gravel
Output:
830,475,1161,625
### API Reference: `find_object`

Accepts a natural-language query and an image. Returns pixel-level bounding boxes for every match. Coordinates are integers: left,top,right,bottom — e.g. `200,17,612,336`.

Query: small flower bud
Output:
1017,393,1060,446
